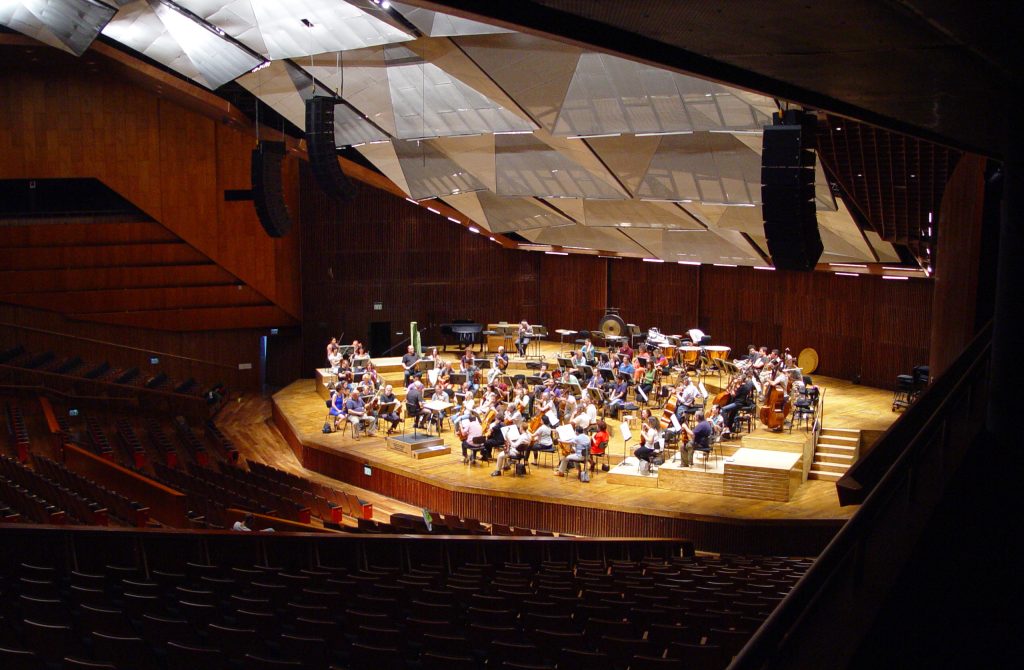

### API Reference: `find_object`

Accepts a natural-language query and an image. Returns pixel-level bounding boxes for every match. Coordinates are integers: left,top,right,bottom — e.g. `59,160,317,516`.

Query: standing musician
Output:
581,338,596,365
515,320,534,357
405,379,428,429
401,345,419,387
460,348,479,391
490,346,509,383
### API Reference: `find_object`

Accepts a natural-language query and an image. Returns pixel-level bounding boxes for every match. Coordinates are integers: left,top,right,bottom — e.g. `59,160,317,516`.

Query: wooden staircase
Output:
809,427,860,481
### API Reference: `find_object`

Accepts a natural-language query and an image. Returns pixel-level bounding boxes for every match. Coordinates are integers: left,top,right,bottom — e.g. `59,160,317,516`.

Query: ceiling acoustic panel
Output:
176,0,412,59
553,53,774,137
579,200,703,231
391,2,513,37
383,44,535,139
103,0,262,90
0,0,115,56
494,133,624,199
636,132,762,204
447,191,573,234
390,138,488,201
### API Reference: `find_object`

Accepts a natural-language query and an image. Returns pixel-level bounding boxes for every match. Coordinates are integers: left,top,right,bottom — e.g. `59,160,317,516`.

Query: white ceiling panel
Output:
177,0,412,59
637,132,763,204
0,0,115,56
391,2,513,37
494,133,625,199
391,138,489,200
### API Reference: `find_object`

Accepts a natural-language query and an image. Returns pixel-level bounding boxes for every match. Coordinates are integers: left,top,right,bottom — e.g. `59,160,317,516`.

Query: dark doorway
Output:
369,322,391,358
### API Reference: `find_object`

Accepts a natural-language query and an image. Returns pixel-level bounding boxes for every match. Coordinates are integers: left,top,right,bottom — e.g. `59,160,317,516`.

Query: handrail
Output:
0,321,238,370
728,321,991,670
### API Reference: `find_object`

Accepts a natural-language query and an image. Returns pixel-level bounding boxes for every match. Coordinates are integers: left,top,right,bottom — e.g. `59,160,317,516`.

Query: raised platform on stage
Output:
271,379,877,554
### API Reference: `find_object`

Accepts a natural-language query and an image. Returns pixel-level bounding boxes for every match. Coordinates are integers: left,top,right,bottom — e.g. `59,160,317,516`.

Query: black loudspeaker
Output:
251,141,293,238
305,96,357,201
761,111,822,271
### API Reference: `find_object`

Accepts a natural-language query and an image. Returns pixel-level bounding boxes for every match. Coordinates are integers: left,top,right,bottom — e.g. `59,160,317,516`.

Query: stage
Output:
271,365,898,554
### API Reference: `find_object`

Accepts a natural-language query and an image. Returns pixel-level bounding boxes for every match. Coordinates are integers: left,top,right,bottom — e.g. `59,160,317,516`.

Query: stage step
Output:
809,427,860,480
413,445,451,459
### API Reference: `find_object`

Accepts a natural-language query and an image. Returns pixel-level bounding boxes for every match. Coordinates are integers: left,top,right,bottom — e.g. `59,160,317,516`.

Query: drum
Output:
705,346,731,361
681,346,701,365
662,345,677,361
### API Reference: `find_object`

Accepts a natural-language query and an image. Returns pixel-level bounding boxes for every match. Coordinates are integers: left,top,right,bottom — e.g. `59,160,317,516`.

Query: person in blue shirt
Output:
684,410,714,467
328,388,345,431
617,356,635,379
344,389,377,438
556,424,590,477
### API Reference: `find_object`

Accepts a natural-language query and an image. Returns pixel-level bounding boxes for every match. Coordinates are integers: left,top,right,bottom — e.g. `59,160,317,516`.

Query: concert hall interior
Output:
1,1,1020,669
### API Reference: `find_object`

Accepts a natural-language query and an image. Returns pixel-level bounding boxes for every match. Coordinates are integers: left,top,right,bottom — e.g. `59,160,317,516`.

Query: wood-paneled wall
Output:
0,50,300,320
302,173,932,389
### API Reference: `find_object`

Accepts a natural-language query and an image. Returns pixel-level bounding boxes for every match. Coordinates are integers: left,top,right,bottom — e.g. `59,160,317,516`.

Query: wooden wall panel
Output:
609,261,700,335
537,254,607,336
0,303,262,391
0,52,300,319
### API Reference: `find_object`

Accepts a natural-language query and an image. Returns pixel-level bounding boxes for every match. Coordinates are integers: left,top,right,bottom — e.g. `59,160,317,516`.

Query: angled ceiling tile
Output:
0,0,115,56
391,2,514,37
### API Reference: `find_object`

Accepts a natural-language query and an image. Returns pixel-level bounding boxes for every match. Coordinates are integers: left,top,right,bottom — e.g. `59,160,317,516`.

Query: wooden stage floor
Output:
270,361,898,554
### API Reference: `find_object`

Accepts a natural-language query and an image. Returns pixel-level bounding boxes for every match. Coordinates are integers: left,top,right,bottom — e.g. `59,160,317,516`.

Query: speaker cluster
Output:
761,110,823,271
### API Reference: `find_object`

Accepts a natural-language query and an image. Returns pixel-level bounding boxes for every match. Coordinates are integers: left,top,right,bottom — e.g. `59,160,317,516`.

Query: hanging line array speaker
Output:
251,141,293,238
305,95,357,202
761,110,823,271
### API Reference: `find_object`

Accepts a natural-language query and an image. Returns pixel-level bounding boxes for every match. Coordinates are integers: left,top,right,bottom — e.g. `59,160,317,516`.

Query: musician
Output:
532,415,555,464
327,388,346,431
617,355,635,380
606,377,628,418
555,424,590,477
538,363,552,381
452,393,475,429
490,346,509,384
589,420,610,471
770,362,789,393
674,377,700,423
326,337,340,363
575,401,598,431
344,389,377,438
561,392,578,420
401,345,419,387
405,379,428,429
378,385,401,434
721,375,755,435
683,410,713,467
327,346,343,371
637,361,655,399
535,391,555,418
351,340,366,357
634,416,663,471
581,339,596,364
570,350,587,369
365,362,382,390
618,340,634,360
459,416,484,464
515,320,533,357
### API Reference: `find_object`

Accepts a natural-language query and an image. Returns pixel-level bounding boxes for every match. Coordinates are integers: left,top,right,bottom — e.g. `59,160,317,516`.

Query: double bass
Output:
759,374,792,431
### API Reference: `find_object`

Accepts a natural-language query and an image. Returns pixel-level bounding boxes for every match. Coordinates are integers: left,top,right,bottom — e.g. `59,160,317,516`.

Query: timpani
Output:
705,346,731,361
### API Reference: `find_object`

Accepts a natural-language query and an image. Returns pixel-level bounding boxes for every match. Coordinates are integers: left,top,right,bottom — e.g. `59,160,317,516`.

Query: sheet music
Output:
620,423,632,442
687,328,706,344
555,424,576,442
545,409,559,426
501,424,521,441
427,369,439,385
698,381,709,399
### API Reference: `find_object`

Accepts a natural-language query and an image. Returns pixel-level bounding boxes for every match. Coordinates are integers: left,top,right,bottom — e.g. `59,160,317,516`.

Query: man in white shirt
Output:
459,416,484,464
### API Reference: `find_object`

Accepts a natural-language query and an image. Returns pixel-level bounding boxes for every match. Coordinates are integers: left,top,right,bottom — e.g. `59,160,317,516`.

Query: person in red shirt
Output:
590,420,610,472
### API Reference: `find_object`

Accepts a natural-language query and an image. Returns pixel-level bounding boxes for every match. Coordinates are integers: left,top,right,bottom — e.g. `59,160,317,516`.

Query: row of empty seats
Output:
0,532,789,670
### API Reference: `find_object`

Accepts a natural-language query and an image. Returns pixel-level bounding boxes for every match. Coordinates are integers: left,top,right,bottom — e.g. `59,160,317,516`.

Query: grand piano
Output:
439,321,484,352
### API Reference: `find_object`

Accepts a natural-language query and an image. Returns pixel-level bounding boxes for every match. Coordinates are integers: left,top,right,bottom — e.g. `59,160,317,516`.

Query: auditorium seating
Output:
0,525,802,670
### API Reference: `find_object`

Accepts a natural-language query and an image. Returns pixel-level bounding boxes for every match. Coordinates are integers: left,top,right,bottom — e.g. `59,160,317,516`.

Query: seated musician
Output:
429,347,443,369
560,392,577,421
459,415,485,464
378,385,401,434
365,362,382,390
401,345,419,387
538,363,551,380
721,374,755,435
531,415,555,464
482,409,506,460
674,376,701,422
617,355,635,380
515,320,533,357
452,392,475,429
589,420,610,471
337,358,353,384
535,391,554,417
618,340,634,360
707,405,727,436
326,337,340,364
555,425,590,477
344,389,377,438
327,346,343,371
634,416,663,471
352,340,366,357
493,420,534,476
570,350,587,369
327,388,346,431
682,410,713,467
606,376,628,418
581,339,596,364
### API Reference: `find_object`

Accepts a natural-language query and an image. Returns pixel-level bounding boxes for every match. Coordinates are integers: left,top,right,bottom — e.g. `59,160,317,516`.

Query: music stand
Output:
529,325,547,360
620,422,633,464
599,368,615,383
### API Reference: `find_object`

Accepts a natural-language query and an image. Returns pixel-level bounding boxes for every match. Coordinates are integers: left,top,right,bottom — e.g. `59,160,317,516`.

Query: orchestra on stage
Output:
319,319,819,480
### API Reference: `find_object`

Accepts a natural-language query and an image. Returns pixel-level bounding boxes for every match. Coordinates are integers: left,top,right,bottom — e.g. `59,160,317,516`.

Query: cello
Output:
759,371,792,431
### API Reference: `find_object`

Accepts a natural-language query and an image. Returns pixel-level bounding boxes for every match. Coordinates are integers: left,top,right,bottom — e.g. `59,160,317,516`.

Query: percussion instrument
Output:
598,308,626,337
797,347,819,375
705,346,731,361
680,346,701,365
662,345,677,361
